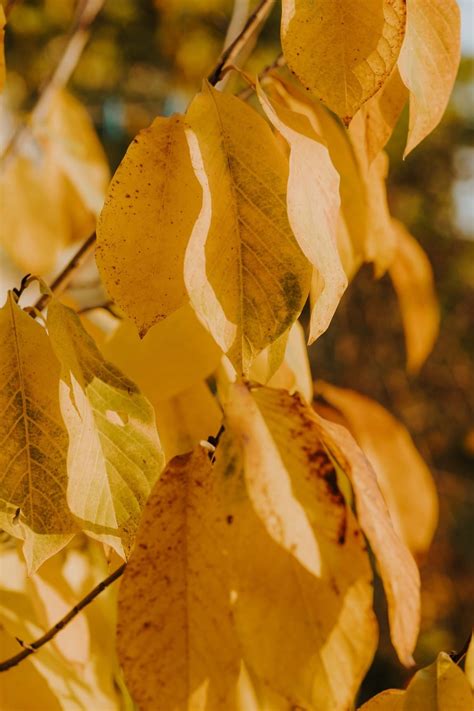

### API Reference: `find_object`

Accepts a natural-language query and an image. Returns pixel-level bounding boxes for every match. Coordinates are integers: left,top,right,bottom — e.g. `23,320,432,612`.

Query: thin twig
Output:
0,563,126,672
34,231,97,312
1,0,104,167
207,0,276,86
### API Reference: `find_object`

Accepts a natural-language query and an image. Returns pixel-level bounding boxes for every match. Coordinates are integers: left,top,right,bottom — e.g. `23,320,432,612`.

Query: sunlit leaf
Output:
359,652,473,709
217,384,377,710
117,447,241,711
0,294,76,571
398,0,461,156
310,410,420,665
389,219,440,372
184,82,311,373
0,5,5,92
96,114,202,336
47,300,164,558
281,0,406,123
101,303,222,402
257,82,347,343
154,381,222,462
315,380,438,555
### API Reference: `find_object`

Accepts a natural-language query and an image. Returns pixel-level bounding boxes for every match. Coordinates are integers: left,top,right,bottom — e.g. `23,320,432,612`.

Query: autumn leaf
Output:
117,447,241,711
184,82,311,374
266,75,369,270
281,0,407,124
96,115,202,336
47,300,164,558
389,219,440,373
310,410,420,665
216,384,377,710
101,303,222,403
357,67,408,164
359,652,473,709
0,293,76,572
315,380,438,555
257,82,347,343
398,0,461,156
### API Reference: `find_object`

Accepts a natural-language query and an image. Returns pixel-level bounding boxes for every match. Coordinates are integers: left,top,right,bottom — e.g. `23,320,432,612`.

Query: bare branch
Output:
208,0,276,86
0,563,126,672
1,0,105,167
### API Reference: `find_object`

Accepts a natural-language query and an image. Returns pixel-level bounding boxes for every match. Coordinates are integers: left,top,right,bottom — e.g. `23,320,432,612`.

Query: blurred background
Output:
1,0,473,703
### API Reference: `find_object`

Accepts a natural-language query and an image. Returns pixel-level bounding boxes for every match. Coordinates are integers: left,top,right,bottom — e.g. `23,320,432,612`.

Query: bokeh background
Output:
1,0,473,703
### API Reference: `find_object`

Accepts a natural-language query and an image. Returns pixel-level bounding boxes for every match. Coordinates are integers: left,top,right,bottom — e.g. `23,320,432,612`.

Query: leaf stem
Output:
207,0,276,86
0,563,126,672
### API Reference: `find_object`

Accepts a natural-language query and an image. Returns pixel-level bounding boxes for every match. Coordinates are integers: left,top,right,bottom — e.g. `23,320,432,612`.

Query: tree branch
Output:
236,52,285,100
0,563,126,672
207,0,276,86
1,0,105,167
34,231,97,312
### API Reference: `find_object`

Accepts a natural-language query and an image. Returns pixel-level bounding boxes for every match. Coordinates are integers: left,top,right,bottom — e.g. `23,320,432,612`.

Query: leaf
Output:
398,0,461,156
47,300,164,558
281,0,407,124
266,76,369,266
216,385,377,710
96,114,202,336
41,89,110,215
184,82,311,374
358,690,404,710
101,303,222,402
154,381,222,462
257,82,347,343
359,652,473,710
389,219,440,372
0,542,124,710
357,67,408,164
315,380,438,555
465,633,474,689
310,409,420,665
266,321,313,401
117,447,241,711
0,293,76,571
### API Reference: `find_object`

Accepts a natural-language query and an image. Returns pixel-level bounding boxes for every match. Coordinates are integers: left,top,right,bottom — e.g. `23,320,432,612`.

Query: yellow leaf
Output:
0,153,71,274
358,689,404,710
257,82,347,343
117,447,241,711
47,300,164,558
184,82,311,374
0,542,124,709
267,320,313,401
389,219,440,372
0,629,62,711
360,653,473,710
398,0,461,156
217,385,377,710
358,67,408,164
315,380,438,555
310,409,420,665
101,303,222,402
0,294,76,571
266,76,369,267
154,381,222,462
465,633,474,689
96,115,202,336
41,89,110,215
281,0,406,124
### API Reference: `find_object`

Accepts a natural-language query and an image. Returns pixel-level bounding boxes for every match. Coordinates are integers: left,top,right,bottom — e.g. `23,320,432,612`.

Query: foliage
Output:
0,1,471,709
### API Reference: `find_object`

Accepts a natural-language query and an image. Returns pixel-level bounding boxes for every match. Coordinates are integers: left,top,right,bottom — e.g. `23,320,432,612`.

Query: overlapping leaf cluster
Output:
0,1,469,709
